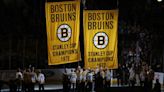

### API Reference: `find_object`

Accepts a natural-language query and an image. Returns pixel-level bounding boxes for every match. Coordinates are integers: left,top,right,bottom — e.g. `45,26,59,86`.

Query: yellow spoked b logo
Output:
93,32,109,49
57,24,72,42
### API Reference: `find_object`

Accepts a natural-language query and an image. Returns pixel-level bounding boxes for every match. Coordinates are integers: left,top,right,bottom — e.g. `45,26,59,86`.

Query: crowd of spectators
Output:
62,66,112,92
62,65,161,92
119,20,163,72
117,20,162,92
8,67,45,92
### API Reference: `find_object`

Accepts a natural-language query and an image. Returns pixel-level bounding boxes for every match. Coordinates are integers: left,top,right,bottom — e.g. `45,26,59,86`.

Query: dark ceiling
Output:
0,0,163,35
0,0,164,69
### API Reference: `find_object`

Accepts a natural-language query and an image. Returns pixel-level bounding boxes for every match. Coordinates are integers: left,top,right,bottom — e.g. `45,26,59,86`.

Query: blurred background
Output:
0,0,163,72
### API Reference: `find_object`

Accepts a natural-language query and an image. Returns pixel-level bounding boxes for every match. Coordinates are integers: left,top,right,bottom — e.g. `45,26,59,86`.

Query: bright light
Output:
157,0,162,2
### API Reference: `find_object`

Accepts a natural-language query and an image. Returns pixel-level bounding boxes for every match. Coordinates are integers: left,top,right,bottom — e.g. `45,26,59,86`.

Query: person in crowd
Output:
23,68,32,92
140,68,146,87
143,64,149,91
86,69,93,92
105,68,111,88
147,66,154,91
70,69,77,92
116,64,123,86
15,68,23,92
144,76,149,92
76,66,83,92
29,67,37,92
81,68,87,92
37,69,45,92
129,64,136,87
100,67,105,88
94,66,99,75
62,68,70,92
31,67,37,92
95,68,104,92
122,64,129,85
153,79,161,92
135,63,141,86
21,69,25,92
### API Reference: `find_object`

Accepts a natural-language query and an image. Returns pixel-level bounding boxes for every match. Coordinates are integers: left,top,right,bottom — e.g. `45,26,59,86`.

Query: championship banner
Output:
83,10,118,69
45,1,81,65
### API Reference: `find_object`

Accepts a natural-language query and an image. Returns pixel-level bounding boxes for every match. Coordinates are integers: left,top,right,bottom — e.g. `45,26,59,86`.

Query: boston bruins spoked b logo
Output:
93,32,109,49
57,24,72,42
